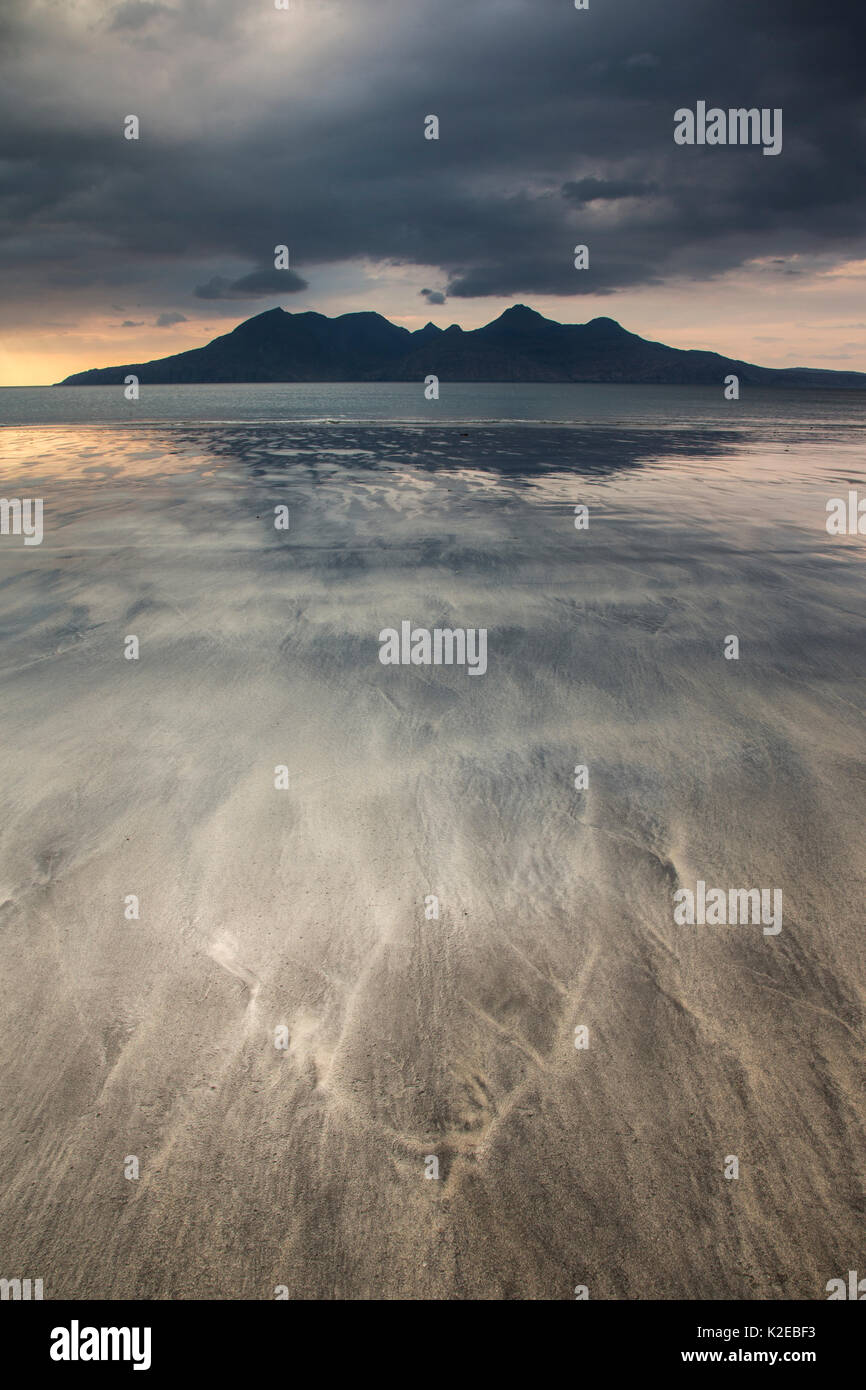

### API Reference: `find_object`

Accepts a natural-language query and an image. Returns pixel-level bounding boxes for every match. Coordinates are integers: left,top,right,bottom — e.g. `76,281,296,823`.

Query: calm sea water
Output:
1,380,865,429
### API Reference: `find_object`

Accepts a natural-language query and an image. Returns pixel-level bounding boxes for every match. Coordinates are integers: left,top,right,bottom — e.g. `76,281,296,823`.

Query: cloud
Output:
108,2,173,32
120,319,145,327
420,288,446,305
1,0,865,321
193,270,309,300
562,177,659,204
155,310,188,325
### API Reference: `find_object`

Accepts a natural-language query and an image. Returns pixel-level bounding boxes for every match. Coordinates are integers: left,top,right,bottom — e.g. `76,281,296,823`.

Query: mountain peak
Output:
238,305,285,324
228,305,292,338
412,321,444,342
586,316,627,334
485,304,549,331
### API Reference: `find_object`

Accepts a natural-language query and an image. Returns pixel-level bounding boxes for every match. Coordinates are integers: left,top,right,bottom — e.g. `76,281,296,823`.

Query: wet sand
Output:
0,420,864,1299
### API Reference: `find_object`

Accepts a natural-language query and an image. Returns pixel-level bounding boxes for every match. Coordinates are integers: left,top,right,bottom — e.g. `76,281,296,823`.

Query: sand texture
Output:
0,420,864,1299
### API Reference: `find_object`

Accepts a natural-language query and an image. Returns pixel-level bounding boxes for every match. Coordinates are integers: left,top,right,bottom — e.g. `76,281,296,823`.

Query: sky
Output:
1,0,865,385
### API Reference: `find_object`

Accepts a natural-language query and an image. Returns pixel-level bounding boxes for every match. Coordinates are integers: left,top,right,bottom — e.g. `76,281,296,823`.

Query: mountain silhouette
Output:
57,304,866,388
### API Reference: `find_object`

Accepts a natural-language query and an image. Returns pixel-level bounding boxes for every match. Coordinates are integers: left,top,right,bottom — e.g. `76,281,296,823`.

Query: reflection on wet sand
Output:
0,420,864,1299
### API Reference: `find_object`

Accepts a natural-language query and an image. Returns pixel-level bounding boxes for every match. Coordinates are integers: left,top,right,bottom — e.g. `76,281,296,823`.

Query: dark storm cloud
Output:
420,288,447,305
193,270,309,300
0,0,864,317
562,178,659,204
